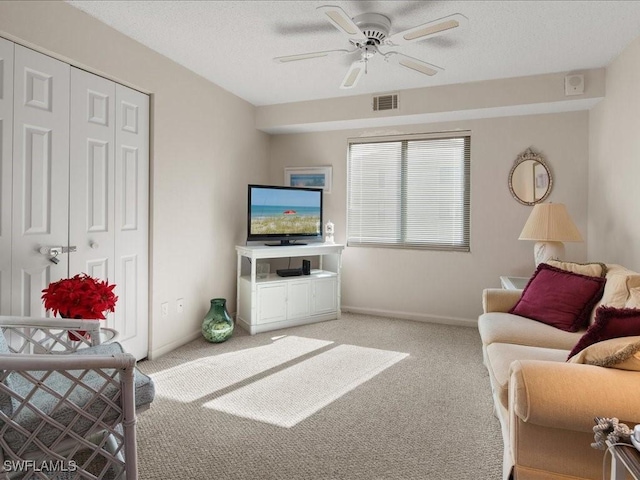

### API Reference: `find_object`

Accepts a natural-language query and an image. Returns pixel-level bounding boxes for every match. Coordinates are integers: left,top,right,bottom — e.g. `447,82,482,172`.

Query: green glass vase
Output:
201,298,234,343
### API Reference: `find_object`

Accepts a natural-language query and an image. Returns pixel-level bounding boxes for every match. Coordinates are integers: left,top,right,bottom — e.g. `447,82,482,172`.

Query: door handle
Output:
38,246,77,255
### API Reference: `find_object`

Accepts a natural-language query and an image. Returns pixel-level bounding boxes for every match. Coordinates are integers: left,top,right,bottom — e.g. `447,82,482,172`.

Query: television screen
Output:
248,185,322,245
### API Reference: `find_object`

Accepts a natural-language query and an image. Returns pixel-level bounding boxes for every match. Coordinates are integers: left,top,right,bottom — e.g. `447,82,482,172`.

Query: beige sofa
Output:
478,263,640,480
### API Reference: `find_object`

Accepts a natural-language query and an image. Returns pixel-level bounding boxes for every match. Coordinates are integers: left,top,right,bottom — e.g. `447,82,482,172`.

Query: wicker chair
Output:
0,316,155,480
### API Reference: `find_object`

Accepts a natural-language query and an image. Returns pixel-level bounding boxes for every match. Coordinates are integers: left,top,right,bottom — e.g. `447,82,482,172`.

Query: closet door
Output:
114,84,149,360
69,68,116,288
70,70,149,359
11,45,69,316
0,38,13,315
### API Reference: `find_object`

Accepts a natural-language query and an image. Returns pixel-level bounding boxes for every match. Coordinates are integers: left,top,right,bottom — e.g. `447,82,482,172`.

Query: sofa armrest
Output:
482,288,522,313
509,360,640,432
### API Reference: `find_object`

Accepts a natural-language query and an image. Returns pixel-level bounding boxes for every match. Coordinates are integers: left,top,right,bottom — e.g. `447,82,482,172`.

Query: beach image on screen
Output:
251,188,321,235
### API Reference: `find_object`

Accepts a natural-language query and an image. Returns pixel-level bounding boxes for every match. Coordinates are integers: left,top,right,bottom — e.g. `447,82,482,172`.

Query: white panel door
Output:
69,68,116,291
114,84,149,359
0,38,14,315
11,45,70,316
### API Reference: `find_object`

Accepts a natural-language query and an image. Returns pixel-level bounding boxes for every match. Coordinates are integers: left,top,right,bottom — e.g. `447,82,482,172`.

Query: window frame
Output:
346,131,471,252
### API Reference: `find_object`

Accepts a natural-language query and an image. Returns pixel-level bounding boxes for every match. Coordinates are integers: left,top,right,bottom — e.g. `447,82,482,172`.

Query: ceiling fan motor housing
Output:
351,13,391,46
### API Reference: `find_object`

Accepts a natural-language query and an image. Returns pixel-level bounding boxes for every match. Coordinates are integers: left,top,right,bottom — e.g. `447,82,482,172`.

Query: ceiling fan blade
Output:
274,49,351,63
317,5,367,43
384,52,443,77
385,13,467,46
340,60,365,89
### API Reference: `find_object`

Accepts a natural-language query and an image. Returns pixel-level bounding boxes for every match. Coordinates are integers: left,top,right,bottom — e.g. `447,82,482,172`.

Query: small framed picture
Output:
284,166,332,193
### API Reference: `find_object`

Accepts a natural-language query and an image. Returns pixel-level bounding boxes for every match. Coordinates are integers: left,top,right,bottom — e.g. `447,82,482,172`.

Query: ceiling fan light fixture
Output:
403,19,460,41
278,7,467,88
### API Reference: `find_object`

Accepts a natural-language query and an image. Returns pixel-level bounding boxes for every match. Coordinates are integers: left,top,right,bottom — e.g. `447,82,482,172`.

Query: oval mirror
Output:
508,148,552,205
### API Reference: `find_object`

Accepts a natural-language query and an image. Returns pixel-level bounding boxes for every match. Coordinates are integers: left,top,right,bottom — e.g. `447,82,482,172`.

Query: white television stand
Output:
235,243,345,335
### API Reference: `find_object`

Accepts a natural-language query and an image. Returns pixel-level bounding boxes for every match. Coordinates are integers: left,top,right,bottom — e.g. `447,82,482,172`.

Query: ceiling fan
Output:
274,5,467,89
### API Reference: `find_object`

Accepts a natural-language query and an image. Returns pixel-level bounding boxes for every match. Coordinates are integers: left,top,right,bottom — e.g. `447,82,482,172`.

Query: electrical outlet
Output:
177,298,184,314
161,302,169,317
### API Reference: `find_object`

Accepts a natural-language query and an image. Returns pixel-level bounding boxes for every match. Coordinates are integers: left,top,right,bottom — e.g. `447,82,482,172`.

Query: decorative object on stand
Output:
325,220,335,244
508,147,553,205
202,298,234,343
41,273,118,340
592,417,632,450
518,202,583,266
257,262,270,279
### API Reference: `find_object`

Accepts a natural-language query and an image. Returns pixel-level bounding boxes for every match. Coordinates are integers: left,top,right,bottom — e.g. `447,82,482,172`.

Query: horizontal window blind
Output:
347,133,470,251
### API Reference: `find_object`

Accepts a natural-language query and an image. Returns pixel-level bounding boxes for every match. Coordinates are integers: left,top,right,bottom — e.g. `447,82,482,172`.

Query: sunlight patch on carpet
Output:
153,336,333,402
205,344,409,428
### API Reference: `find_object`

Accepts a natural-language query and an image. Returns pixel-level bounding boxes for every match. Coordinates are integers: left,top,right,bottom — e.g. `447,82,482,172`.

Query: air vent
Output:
372,93,399,112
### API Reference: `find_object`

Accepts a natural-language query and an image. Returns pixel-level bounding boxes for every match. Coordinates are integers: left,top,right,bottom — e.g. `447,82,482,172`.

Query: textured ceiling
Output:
67,1,640,107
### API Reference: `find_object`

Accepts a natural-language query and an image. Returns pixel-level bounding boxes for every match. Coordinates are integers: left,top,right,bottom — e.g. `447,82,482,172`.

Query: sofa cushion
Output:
509,263,606,332
568,306,640,359
568,335,640,370
546,260,607,278
478,312,585,350
486,343,569,409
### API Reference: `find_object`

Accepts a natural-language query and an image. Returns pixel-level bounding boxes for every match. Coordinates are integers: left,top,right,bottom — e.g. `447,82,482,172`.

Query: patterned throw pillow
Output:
510,263,606,332
568,335,640,370
567,306,640,358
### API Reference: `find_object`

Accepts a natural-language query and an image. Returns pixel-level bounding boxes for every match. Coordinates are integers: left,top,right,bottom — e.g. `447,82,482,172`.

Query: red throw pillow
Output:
509,263,606,332
568,306,640,359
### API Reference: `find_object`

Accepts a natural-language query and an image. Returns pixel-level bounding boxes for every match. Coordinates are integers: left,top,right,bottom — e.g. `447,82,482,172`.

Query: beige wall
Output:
269,112,589,323
588,37,640,271
0,1,270,358
257,69,604,134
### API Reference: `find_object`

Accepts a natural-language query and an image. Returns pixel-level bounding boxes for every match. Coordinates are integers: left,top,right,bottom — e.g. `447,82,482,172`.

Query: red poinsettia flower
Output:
42,273,118,320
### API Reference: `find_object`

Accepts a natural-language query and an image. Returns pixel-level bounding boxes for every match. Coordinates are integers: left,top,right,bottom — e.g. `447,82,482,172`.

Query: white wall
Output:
269,112,589,323
588,36,640,271
0,1,270,358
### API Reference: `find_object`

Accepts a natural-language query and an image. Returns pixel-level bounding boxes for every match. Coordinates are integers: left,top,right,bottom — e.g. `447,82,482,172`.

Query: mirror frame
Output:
508,148,553,206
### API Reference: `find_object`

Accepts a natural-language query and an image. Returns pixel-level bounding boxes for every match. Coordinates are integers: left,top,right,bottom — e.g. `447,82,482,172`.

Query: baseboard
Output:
341,305,477,328
149,310,239,359
148,329,202,360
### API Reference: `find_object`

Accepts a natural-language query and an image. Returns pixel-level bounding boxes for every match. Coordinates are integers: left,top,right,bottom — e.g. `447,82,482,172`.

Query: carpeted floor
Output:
136,313,502,479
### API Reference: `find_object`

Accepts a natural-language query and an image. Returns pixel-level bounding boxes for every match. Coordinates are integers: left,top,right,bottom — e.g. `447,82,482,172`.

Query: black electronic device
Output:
247,184,323,246
276,268,303,277
302,259,311,275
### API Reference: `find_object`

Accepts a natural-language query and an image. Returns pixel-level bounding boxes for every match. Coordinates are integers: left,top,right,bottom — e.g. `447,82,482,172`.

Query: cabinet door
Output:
312,277,337,314
287,279,310,320
257,283,287,324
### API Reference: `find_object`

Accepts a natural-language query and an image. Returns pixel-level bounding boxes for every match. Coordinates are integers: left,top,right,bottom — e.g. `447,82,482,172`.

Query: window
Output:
347,133,470,251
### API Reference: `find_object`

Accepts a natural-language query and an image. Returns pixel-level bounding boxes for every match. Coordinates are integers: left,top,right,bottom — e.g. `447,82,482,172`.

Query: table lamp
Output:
518,203,583,266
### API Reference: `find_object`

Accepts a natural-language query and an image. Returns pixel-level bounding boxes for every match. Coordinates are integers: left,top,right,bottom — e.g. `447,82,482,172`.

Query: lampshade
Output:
518,203,583,242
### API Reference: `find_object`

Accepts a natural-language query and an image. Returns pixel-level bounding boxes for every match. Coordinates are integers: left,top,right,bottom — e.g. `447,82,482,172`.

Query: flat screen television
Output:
247,184,323,246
